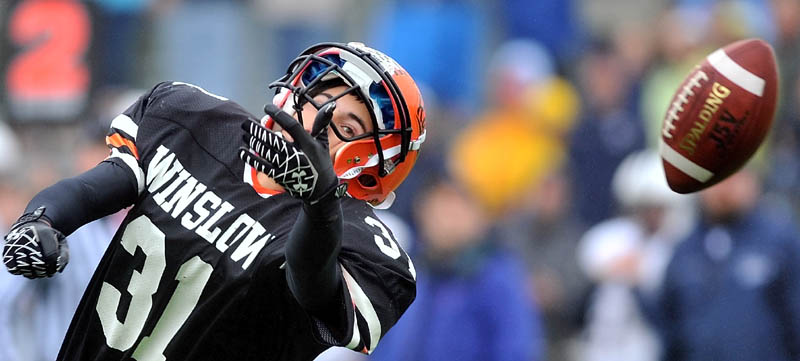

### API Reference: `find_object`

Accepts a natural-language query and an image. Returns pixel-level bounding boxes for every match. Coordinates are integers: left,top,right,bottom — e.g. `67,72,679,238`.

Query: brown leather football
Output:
660,38,779,193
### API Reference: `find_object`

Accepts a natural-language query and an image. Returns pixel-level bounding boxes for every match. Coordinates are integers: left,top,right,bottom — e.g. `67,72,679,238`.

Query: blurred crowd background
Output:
2,0,800,360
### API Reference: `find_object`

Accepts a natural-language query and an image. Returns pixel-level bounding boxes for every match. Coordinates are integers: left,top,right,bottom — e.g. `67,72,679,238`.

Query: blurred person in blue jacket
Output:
498,0,583,66
651,168,800,361
370,176,544,361
568,41,646,226
367,0,489,117
764,0,800,210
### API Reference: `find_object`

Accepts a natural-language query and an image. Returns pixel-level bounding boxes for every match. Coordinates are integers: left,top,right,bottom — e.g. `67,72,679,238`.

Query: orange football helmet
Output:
265,42,426,208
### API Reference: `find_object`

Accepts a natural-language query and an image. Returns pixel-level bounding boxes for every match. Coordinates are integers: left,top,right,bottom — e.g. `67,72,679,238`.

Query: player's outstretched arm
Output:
240,104,348,326
3,160,138,278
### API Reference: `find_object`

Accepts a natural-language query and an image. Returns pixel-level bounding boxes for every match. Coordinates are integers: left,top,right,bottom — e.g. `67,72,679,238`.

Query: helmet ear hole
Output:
358,174,378,189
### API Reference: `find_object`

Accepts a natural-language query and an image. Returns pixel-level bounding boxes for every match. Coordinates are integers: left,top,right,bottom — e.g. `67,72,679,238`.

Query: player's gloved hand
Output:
240,103,347,205
3,207,69,279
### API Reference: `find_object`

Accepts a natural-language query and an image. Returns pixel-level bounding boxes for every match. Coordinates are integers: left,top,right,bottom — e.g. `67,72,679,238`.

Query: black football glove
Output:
3,207,69,279
239,103,347,205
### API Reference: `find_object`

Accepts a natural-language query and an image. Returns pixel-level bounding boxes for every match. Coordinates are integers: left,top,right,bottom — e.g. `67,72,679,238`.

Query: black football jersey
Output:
57,82,416,361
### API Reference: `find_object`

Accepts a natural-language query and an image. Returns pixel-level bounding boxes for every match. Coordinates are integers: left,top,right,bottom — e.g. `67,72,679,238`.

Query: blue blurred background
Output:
1,0,800,360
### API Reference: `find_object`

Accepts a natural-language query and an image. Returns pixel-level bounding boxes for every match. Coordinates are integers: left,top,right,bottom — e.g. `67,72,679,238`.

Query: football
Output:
659,38,778,193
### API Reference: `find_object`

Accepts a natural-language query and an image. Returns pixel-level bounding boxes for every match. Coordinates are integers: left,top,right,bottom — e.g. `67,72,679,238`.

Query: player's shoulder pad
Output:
147,81,229,104
338,198,414,275
134,81,254,124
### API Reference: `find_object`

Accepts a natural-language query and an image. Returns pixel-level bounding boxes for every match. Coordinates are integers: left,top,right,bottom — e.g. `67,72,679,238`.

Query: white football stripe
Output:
659,140,714,182
111,114,139,140
707,49,765,97
108,148,145,194
341,266,382,353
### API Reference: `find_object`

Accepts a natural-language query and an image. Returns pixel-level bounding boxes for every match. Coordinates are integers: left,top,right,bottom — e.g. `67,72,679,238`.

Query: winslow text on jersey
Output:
146,145,275,269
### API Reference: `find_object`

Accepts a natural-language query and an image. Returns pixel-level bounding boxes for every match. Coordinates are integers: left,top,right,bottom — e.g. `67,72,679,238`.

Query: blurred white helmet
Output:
612,149,686,209
612,149,695,241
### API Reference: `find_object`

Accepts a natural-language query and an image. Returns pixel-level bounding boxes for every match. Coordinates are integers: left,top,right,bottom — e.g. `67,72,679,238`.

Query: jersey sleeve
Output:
105,107,146,195
104,81,234,196
311,201,417,354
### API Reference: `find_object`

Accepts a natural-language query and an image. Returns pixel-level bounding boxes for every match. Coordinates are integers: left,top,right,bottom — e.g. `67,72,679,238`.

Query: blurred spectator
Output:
150,0,255,106
764,0,800,204
650,169,800,361
610,151,695,263
609,20,658,123
370,176,544,361
498,0,583,66
450,39,579,218
0,146,117,361
639,5,711,148
90,0,152,89
706,0,775,45
250,0,352,111
674,0,775,43
252,0,349,65
0,91,135,361
568,41,645,226
578,218,661,361
579,0,669,42
771,0,800,125
447,41,581,360
498,169,589,361
367,0,490,117
576,150,693,361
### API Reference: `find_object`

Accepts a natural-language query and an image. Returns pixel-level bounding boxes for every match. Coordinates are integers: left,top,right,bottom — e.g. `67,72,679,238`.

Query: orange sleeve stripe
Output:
106,133,140,160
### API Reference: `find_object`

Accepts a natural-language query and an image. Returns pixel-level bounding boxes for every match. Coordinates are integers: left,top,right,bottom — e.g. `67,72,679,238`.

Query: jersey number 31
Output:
96,215,213,361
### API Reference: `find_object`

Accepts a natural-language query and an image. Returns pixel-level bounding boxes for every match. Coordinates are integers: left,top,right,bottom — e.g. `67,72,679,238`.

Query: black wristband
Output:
10,206,48,230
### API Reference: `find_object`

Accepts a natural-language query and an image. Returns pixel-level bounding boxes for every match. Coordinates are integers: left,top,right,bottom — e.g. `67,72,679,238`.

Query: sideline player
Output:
2,42,425,360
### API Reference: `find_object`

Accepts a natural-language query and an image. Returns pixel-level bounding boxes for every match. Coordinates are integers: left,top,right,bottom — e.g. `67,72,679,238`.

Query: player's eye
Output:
339,124,357,138
334,116,368,139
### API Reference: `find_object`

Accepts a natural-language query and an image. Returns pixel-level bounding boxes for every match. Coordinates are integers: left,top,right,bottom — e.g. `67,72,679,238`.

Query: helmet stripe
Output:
337,131,426,180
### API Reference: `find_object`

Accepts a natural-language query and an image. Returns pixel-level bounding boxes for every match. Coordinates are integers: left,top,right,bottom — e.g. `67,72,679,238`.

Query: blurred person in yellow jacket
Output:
449,39,579,218
448,39,583,361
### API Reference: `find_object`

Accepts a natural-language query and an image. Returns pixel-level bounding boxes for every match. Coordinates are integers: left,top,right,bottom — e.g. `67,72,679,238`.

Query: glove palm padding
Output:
240,103,347,204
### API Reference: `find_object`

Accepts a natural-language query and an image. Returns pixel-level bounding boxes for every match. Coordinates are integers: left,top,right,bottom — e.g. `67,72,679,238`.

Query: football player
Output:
2,42,425,360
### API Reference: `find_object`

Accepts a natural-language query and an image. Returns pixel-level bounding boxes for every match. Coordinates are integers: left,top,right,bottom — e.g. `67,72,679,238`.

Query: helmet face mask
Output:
266,42,426,207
